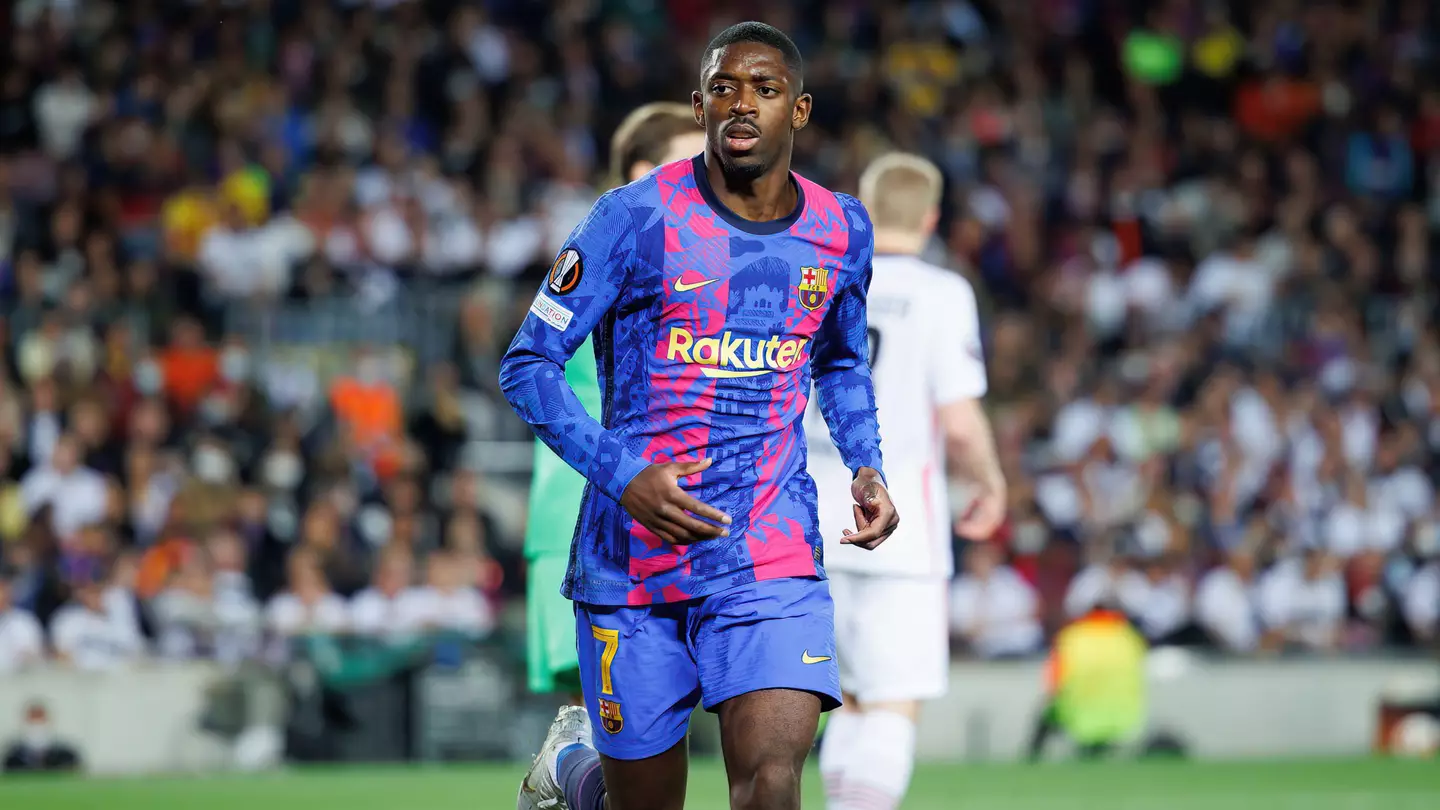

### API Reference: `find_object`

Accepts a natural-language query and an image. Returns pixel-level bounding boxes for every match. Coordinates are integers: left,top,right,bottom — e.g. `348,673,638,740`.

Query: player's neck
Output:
703,150,797,223
872,230,927,256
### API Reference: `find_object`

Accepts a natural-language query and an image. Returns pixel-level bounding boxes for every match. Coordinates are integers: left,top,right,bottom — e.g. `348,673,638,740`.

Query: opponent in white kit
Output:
807,153,1006,810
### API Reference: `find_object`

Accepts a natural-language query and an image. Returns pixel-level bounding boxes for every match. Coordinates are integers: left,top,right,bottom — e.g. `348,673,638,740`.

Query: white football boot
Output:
517,706,595,810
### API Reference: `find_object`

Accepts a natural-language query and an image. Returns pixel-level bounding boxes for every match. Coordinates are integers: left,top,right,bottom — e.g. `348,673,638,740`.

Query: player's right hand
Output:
620,458,732,545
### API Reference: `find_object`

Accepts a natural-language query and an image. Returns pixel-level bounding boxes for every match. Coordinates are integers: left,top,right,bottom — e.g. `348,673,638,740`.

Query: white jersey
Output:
807,254,987,578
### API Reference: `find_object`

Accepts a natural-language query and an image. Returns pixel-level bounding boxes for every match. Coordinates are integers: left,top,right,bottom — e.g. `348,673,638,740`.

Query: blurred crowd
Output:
2,0,1440,675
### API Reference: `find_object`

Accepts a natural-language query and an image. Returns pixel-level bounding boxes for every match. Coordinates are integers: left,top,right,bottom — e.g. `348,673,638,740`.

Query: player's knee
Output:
729,756,803,810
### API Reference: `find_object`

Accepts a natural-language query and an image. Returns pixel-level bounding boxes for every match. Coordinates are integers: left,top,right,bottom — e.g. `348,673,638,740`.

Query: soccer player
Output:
502,21,898,810
524,102,707,702
808,154,1006,810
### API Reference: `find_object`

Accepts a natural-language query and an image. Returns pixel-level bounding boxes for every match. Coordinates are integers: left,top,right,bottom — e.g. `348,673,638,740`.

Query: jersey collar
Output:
690,154,805,236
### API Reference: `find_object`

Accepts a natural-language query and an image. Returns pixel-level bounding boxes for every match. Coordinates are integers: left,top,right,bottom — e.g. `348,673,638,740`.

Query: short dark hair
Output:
701,22,804,89
609,102,699,184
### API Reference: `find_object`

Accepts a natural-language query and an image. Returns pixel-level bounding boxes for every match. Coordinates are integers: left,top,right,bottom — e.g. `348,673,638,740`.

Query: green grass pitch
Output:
1,759,1437,809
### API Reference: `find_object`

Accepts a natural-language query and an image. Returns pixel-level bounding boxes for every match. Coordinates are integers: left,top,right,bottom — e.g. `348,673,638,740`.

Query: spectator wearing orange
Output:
158,316,219,415
329,349,403,476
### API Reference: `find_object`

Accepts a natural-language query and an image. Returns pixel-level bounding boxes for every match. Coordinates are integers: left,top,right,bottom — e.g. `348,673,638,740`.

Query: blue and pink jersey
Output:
500,155,884,606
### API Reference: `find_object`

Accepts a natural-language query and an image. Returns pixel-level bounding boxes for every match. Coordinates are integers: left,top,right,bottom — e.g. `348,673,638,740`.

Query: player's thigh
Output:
575,602,701,763
843,575,950,705
695,577,836,799
600,740,689,810
716,688,820,807
527,556,579,694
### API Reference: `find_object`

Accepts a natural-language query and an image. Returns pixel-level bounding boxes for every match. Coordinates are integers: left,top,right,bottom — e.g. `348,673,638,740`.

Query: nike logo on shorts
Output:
802,651,832,664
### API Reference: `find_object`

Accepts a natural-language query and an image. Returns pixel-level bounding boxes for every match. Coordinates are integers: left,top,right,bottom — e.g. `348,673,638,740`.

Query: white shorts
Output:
829,570,950,704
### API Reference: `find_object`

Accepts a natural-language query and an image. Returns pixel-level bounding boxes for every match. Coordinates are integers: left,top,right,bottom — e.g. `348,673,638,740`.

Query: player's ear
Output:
691,90,705,128
922,207,940,239
792,93,812,133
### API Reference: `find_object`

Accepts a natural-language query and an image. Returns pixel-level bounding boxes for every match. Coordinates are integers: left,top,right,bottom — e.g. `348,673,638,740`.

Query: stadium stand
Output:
0,0,1437,702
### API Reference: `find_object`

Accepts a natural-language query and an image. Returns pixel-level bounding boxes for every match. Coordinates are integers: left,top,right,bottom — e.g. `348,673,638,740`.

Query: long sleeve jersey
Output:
501,155,884,606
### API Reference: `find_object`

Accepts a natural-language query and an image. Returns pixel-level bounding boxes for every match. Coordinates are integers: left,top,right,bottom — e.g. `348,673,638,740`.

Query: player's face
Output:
693,42,811,181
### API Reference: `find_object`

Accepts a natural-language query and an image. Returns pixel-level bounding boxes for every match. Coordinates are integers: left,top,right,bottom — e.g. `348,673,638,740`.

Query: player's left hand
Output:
954,485,1006,541
842,467,899,551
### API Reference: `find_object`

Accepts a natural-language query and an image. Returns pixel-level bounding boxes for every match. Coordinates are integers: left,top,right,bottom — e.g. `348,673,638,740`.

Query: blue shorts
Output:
575,576,841,760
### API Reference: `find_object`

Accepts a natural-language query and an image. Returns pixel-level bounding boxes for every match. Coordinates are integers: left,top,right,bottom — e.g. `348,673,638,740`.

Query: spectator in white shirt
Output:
50,570,146,671
1368,430,1435,522
1325,473,1406,559
32,63,96,159
1195,543,1263,652
197,200,298,299
0,574,44,673
402,550,495,637
264,550,349,645
1257,545,1347,652
19,433,107,543
152,535,261,664
1064,551,1131,619
1403,561,1439,643
349,547,419,638
950,542,1043,658
1185,230,1274,343
1117,550,1194,644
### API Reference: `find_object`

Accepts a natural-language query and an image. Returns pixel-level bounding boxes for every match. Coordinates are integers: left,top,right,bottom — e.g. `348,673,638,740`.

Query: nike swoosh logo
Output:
674,277,720,293
801,651,832,665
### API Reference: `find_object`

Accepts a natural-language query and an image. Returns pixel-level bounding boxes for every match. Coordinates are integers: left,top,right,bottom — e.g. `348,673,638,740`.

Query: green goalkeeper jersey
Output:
523,336,602,559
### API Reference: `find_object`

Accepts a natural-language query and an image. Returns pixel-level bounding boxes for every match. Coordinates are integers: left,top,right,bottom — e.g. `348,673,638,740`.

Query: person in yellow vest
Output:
1027,597,1148,760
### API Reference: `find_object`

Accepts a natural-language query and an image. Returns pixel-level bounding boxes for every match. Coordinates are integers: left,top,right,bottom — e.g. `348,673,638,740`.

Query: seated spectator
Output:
264,550,348,646
152,538,261,664
1257,543,1347,652
349,546,418,638
1403,560,1439,644
197,199,297,300
1324,473,1405,559
19,434,107,544
0,572,44,673
1195,543,1262,653
400,549,495,638
329,348,404,473
157,317,219,416
50,568,146,671
1063,549,1131,619
950,541,1043,658
1116,547,1194,645
2,702,81,773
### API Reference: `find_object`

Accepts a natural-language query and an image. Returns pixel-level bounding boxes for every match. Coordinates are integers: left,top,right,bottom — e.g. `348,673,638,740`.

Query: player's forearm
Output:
814,366,884,478
500,350,650,503
943,398,1005,495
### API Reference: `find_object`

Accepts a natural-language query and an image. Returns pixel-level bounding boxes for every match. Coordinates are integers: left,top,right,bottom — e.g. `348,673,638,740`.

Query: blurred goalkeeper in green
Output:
522,102,706,697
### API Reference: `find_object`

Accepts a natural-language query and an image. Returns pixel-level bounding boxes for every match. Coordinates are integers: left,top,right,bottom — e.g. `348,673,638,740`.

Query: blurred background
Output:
0,0,1439,798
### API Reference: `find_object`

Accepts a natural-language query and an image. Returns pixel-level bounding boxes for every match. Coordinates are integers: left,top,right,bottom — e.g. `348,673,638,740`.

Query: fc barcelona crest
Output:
797,266,830,311
598,698,624,734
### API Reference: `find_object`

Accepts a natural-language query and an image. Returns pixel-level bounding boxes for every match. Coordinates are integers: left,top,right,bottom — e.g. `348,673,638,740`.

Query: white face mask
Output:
133,359,164,396
193,446,234,484
356,359,385,385
1013,521,1047,555
263,452,304,491
21,720,53,750
220,349,251,383
1415,523,1440,558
